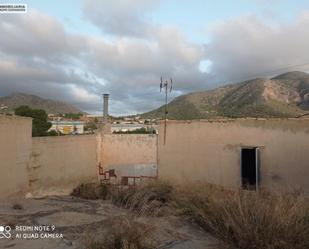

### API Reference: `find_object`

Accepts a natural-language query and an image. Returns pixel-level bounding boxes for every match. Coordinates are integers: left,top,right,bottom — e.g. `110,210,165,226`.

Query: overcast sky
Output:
1,0,309,115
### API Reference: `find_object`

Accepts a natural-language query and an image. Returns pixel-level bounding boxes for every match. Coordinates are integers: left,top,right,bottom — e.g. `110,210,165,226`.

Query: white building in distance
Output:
50,121,85,135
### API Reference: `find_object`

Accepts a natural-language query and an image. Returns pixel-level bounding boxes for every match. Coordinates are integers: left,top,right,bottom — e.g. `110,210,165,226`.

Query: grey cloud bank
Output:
0,1,309,115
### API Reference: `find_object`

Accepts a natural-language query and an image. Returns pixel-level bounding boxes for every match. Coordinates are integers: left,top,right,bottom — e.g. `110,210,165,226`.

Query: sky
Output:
1,0,309,115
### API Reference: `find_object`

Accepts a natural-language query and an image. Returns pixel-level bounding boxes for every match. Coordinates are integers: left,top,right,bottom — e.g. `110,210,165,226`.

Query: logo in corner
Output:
0,226,11,239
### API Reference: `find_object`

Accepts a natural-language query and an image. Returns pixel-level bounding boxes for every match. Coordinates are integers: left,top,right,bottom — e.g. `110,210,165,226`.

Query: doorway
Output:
241,147,259,190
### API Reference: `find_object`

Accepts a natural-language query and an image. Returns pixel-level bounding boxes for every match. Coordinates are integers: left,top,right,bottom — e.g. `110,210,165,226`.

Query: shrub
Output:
74,180,309,249
176,185,309,249
71,182,110,200
83,216,154,249
111,181,173,216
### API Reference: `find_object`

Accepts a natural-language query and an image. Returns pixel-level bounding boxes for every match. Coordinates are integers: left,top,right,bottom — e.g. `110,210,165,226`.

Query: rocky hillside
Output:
0,93,82,114
143,71,309,119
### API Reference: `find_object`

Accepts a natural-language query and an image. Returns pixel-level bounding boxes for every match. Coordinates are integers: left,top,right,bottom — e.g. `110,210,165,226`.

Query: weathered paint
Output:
0,116,158,197
101,134,157,184
0,116,32,198
30,135,97,195
158,119,309,193
2,115,309,197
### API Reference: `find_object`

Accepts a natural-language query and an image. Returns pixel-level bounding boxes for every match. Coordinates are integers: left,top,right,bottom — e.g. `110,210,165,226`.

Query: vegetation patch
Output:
71,182,110,200
175,184,309,249
74,180,309,249
111,181,173,216
15,105,52,137
83,216,154,249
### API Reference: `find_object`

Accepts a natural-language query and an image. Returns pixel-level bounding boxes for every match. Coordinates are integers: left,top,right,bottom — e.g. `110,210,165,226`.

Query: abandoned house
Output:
0,115,309,199
158,119,309,193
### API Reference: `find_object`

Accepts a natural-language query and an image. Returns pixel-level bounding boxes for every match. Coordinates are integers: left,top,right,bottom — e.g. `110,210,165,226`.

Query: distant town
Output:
0,103,157,135
47,113,158,135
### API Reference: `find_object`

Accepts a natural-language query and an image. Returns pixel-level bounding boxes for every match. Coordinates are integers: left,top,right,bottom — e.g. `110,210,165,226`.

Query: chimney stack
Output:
103,93,109,122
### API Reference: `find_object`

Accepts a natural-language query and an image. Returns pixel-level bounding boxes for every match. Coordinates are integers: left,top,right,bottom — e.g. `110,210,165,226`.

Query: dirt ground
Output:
0,196,223,249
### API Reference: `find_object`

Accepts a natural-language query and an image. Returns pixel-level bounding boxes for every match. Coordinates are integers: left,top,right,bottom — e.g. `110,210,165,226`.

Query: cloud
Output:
1,3,309,116
0,8,207,115
82,0,160,37
83,26,206,112
0,10,98,112
0,11,85,62
206,14,309,84
85,27,204,84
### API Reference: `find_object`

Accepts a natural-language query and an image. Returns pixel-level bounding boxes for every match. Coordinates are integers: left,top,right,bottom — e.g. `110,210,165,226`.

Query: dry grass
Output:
175,184,309,249
110,181,173,216
71,182,110,200
83,216,154,249
74,180,309,249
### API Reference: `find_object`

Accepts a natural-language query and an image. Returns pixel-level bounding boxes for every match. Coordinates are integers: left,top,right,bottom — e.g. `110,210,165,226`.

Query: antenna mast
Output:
160,77,173,145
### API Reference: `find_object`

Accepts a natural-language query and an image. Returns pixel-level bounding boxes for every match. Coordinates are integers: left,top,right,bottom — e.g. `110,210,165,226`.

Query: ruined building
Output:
1,115,309,198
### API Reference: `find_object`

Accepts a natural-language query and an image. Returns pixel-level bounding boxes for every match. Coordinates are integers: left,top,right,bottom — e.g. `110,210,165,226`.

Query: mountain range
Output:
2,71,309,118
143,71,309,119
0,93,82,114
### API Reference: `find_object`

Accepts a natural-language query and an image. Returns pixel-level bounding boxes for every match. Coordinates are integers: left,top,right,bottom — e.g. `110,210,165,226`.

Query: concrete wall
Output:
30,135,97,195
101,134,157,184
0,115,158,197
0,116,32,198
158,119,309,193
4,114,308,196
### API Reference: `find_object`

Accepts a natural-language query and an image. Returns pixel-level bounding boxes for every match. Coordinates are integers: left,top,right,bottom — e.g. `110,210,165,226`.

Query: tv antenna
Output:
160,76,173,145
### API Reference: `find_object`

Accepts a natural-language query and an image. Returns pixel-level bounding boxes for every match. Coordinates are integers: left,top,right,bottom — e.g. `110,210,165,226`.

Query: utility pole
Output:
160,77,173,145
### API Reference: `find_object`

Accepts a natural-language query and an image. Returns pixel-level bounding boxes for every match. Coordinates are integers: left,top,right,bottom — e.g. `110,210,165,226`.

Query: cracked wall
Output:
158,119,309,193
3,115,309,197
100,134,158,185
0,116,157,197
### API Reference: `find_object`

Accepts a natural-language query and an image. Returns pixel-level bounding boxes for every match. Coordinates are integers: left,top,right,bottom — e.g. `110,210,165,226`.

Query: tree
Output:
64,113,83,120
47,130,63,136
15,105,52,137
84,121,98,133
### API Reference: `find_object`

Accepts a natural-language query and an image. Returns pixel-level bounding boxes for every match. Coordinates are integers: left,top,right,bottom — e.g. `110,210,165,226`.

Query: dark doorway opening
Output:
241,148,259,190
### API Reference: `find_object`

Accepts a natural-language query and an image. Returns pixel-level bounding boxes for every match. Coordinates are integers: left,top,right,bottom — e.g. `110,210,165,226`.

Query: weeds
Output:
75,180,309,249
71,182,109,200
83,216,154,249
111,181,173,216
176,185,309,249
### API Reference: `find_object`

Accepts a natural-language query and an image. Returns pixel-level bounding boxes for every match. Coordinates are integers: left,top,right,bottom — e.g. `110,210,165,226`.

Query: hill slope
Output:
0,93,82,114
143,71,309,119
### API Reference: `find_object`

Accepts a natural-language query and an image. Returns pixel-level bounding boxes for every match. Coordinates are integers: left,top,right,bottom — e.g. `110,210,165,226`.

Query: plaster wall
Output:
158,119,309,192
101,134,157,184
0,116,32,198
30,135,97,195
